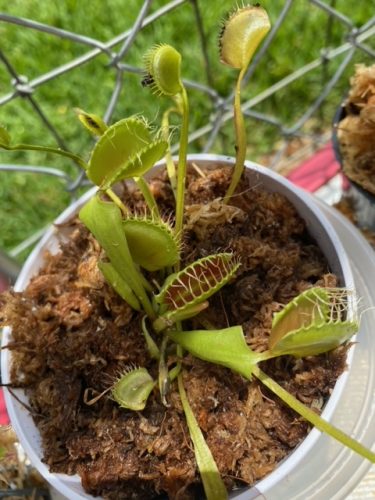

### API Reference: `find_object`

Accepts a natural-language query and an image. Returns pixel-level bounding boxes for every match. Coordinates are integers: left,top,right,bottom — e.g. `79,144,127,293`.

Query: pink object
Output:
0,389,9,425
287,141,341,192
0,276,9,425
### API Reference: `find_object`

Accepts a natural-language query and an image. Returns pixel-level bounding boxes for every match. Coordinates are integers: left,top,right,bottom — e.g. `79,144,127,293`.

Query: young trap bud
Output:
220,5,271,70
74,108,108,137
143,44,183,97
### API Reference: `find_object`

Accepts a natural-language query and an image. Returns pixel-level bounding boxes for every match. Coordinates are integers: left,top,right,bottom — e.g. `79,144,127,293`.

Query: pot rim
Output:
1,154,357,499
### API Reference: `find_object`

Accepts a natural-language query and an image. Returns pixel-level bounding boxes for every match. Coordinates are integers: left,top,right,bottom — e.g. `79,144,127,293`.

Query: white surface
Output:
315,174,343,205
349,466,375,499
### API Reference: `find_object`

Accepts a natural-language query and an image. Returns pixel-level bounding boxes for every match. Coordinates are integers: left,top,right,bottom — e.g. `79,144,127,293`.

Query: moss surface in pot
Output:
1,5,374,500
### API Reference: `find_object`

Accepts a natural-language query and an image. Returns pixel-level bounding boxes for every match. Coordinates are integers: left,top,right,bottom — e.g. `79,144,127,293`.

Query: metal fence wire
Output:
0,0,374,278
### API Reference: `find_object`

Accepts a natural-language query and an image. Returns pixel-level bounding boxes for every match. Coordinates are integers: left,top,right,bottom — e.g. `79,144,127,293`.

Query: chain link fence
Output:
0,0,374,279
0,2,374,497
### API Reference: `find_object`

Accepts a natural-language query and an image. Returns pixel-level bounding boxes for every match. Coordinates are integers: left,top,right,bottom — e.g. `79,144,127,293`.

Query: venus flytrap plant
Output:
2,8,374,499
74,108,108,137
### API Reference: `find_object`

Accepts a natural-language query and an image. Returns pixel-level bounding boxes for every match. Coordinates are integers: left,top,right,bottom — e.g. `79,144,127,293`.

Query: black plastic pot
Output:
332,102,375,230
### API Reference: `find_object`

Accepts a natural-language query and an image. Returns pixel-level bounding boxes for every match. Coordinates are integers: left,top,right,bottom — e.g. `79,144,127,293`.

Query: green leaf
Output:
87,116,167,188
74,108,108,136
144,44,183,96
0,124,10,146
112,367,156,411
123,216,179,271
269,288,359,357
220,5,271,70
79,195,135,283
79,194,155,318
178,374,228,500
168,326,263,379
155,253,240,313
98,261,141,311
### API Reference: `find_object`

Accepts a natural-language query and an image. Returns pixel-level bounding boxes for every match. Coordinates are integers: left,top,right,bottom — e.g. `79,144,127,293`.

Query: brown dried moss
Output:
0,165,347,499
337,63,375,195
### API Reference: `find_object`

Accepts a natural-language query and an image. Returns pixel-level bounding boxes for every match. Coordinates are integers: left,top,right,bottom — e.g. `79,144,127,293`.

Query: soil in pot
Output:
0,164,347,500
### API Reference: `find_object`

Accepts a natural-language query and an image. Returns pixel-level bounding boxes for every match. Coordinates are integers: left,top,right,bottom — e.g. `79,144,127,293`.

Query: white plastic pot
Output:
1,155,357,500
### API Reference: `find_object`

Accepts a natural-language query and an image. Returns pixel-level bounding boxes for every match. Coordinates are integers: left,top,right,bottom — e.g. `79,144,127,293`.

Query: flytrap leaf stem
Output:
174,85,189,253
134,176,160,218
0,142,88,171
178,374,228,500
161,107,179,198
105,188,130,214
223,66,247,203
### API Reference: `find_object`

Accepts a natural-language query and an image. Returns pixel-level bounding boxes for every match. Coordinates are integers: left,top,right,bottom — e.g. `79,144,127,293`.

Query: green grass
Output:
0,0,374,259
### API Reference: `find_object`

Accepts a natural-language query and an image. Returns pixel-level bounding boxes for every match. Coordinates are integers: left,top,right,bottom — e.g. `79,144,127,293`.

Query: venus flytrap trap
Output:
111,366,156,412
153,253,240,331
86,116,168,218
267,287,359,357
